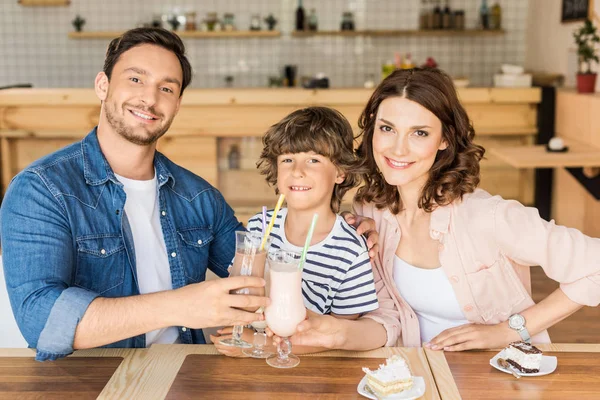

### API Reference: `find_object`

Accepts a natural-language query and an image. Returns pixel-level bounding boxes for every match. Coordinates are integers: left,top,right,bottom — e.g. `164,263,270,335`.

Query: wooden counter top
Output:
0,87,541,106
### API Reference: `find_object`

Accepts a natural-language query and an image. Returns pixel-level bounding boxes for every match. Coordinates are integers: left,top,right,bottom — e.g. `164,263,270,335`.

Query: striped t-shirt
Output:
247,208,379,316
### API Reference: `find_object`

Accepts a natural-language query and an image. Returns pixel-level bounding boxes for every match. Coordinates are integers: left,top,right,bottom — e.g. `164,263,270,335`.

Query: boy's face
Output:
276,152,345,213
95,44,183,146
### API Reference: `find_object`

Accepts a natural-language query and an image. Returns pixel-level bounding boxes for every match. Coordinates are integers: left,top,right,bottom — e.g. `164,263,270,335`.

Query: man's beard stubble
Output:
104,99,174,146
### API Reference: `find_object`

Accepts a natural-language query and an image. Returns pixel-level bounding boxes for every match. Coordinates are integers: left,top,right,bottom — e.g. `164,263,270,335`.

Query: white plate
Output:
489,350,557,377
357,375,426,400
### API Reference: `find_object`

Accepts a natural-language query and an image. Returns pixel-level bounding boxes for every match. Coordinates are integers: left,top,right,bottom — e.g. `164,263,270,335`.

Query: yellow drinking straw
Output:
260,194,285,251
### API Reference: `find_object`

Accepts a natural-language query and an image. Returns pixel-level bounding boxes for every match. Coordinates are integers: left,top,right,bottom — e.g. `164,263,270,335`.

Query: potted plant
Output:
573,19,600,93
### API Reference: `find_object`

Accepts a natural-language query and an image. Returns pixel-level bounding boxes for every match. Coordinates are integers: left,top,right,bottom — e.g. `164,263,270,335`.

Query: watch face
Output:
509,314,525,329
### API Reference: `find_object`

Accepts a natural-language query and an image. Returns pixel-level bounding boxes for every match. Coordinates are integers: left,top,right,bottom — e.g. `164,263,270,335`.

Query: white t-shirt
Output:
393,256,470,343
115,172,179,346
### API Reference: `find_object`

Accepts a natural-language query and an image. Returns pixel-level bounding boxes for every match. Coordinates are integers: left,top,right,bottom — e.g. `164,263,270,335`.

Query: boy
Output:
213,107,378,353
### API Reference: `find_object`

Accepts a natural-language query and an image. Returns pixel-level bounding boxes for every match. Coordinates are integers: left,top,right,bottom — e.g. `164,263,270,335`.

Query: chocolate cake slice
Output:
504,341,542,373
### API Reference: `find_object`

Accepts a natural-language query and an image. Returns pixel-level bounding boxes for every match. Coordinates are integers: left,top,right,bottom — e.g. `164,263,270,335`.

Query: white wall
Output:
526,0,600,90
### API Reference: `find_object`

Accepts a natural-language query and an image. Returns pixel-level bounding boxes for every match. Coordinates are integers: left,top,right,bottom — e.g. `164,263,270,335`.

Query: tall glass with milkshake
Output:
219,231,270,348
264,249,306,368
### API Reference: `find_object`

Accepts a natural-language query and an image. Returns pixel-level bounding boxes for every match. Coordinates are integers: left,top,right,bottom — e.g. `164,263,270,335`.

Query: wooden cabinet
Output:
0,88,540,224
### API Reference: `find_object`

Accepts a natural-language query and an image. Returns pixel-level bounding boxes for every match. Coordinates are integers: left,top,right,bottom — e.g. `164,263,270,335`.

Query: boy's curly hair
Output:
257,107,361,213
355,68,485,213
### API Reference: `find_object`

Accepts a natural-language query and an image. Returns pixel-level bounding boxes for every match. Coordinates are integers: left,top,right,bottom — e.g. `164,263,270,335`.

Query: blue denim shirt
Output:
0,128,242,361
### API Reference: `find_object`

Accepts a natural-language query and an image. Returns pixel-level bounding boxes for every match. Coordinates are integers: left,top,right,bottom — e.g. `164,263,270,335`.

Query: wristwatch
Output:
508,313,531,342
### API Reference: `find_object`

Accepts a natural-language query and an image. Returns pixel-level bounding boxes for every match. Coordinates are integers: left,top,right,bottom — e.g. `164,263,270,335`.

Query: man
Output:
0,28,269,361
0,28,377,361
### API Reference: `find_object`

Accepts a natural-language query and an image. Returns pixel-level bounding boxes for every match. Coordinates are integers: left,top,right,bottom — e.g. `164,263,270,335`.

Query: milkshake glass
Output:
219,231,270,348
264,249,305,368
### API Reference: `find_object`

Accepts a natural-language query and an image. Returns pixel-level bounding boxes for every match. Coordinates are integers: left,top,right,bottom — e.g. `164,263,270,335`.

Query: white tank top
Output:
393,256,470,344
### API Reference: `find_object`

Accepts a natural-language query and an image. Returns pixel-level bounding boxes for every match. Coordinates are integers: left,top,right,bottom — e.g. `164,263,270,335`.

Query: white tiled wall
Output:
0,0,528,89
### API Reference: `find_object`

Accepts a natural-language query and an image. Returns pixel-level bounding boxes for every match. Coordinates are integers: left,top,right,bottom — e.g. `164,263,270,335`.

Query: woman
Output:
288,67,600,352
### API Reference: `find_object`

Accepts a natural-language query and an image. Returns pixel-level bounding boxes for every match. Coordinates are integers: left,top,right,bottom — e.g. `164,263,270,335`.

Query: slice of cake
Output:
362,355,413,397
504,341,542,373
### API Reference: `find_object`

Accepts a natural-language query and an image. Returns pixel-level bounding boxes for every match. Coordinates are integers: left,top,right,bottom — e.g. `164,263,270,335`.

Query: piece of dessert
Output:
362,355,413,397
504,341,543,373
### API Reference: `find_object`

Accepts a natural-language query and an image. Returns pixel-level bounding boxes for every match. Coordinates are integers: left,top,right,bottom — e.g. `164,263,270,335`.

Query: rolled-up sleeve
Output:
0,172,99,361
494,198,600,307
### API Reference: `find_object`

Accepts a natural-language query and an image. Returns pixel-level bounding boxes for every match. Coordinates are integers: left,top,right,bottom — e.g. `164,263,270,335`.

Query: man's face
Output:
97,44,184,146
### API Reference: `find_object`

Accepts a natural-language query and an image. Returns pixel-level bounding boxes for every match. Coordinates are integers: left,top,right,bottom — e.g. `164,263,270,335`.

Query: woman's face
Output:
372,96,447,190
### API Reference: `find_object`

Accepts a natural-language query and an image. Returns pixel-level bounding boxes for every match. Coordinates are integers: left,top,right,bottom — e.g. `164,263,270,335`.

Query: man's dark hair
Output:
103,28,192,96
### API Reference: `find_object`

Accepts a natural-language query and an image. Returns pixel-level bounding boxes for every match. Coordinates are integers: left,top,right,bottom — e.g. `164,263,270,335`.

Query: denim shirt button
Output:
181,327,187,332
161,211,166,216
171,252,177,258
197,239,203,245
100,249,106,255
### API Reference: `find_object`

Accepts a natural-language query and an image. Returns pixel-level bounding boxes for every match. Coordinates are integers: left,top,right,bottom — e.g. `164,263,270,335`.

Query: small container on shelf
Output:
250,14,262,31
223,13,236,31
185,12,197,31
340,11,355,31
228,144,241,170
307,8,318,31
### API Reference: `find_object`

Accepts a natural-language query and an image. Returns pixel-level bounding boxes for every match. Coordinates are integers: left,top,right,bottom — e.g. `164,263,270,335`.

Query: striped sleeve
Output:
331,250,379,315
246,212,264,234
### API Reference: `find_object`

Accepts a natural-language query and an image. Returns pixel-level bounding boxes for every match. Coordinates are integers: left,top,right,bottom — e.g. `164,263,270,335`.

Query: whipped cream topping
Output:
362,355,412,382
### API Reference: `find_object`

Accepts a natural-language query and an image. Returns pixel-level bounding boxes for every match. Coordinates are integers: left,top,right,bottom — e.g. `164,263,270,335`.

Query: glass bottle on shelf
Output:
432,0,442,29
307,8,318,31
480,0,489,29
296,0,305,31
419,0,430,30
490,2,501,30
228,144,240,170
442,0,452,30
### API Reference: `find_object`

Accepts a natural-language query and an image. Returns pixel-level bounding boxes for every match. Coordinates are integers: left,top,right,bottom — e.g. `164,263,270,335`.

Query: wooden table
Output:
0,345,440,399
425,344,600,400
3,344,600,399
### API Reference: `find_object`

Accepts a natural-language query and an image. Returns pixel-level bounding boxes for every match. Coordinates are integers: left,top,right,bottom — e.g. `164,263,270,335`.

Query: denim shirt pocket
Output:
464,257,526,323
177,227,214,283
75,234,126,295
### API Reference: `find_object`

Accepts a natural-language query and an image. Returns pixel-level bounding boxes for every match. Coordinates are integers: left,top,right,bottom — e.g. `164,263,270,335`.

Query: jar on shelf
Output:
185,12,197,31
223,13,236,31
250,14,261,31
205,12,218,31
340,11,355,31
453,10,465,30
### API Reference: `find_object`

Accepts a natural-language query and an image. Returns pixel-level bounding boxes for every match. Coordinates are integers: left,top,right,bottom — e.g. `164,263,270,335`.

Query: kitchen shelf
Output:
291,29,504,38
68,30,281,40
19,0,69,5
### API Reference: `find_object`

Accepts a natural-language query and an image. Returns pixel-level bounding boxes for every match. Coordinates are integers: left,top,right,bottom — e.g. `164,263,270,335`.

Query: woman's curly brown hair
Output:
355,67,485,214
257,106,362,213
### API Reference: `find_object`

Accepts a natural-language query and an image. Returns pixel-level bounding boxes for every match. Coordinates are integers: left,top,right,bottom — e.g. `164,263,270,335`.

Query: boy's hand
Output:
342,212,379,259
210,326,255,357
